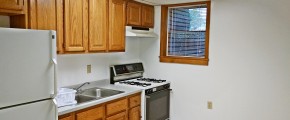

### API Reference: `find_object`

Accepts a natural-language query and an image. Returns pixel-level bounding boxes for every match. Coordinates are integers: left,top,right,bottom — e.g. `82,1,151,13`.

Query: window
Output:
160,1,211,65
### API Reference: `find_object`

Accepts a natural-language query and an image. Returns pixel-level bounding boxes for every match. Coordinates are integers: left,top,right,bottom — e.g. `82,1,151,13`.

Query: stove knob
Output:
146,89,152,94
163,84,170,89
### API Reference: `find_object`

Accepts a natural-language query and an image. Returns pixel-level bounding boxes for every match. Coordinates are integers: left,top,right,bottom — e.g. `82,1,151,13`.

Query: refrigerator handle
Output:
50,31,58,98
53,99,59,120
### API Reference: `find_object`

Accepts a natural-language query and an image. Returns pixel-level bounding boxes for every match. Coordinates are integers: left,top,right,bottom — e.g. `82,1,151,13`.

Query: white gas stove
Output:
110,63,171,120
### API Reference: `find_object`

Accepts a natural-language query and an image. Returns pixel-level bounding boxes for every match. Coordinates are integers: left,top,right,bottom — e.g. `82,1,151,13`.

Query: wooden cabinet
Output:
126,2,141,26
58,92,141,120
27,0,64,53
128,93,141,120
88,0,108,52
126,1,154,28
76,105,105,120
129,106,141,120
61,0,126,53
141,5,154,28
59,113,74,120
106,112,127,120
108,0,126,52
106,98,127,116
63,0,88,52
0,0,25,15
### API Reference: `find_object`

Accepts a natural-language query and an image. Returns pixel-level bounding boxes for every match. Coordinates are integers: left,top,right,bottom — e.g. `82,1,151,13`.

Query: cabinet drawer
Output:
76,105,104,120
106,98,128,116
129,94,141,108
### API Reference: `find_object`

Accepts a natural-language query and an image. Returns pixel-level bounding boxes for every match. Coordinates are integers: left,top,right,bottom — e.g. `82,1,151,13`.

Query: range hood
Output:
126,26,158,38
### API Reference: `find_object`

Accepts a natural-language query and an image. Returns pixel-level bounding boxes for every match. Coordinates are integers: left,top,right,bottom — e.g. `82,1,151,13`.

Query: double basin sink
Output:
75,87,124,104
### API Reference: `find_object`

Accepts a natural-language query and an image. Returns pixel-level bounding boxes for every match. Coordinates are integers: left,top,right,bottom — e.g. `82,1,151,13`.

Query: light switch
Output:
207,101,213,109
87,65,91,74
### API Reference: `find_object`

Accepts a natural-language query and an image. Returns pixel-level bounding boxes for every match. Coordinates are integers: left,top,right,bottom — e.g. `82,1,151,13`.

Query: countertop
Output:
57,79,142,116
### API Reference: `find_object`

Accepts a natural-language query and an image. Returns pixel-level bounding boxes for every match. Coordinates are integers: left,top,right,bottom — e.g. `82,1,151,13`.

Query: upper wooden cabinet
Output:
27,0,64,53
108,0,126,52
141,5,154,28
63,0,88,52
88,0,108,52
126,1,154,28
62,0,126,53
0,0,25,15
126,2,141,26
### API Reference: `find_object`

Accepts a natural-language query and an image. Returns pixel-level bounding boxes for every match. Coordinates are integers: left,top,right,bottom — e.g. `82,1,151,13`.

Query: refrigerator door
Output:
0,28,57,108
0,99,57,120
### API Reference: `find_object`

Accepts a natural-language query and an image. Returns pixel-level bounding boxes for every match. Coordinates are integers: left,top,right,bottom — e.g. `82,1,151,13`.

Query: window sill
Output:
159,56,209,66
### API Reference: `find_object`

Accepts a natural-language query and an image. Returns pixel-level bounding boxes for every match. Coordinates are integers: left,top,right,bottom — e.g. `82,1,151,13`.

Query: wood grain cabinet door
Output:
108,0,126,52
76,106,105,120
129,106,141,120
0,0,24,10
63,0,88,52
106,112,127,120
141,5,154,28
88,0,108,52
59,114,74,120
126,2,142,26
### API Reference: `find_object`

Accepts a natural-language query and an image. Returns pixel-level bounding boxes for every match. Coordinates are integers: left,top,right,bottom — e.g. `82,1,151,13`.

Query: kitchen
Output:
1,0,290,120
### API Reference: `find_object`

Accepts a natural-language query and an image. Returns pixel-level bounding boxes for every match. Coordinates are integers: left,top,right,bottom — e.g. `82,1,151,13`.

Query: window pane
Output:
167,5,207,58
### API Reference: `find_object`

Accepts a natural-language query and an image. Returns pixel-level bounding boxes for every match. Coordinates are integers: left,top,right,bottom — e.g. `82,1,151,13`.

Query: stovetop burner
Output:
119,81,152,87
137,78,166,83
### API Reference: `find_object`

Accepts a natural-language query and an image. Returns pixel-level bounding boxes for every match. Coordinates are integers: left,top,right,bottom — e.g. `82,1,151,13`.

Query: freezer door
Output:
0,100,57,120
0,28,57,108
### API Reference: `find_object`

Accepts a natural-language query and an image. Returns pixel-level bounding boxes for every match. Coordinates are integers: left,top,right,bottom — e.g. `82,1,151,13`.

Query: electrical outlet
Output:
87,65,91,74
207,101,213,109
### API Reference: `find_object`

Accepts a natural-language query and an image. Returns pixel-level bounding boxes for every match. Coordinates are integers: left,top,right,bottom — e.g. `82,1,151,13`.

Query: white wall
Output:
0,15,10,27
139,0,290,120
57,38,141,87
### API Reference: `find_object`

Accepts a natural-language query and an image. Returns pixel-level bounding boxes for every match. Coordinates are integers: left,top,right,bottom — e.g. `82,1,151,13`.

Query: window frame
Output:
160,1,211,66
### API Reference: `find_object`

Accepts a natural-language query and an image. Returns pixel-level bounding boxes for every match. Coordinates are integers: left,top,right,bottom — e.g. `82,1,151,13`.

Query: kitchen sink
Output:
79,87,124,98
75,87,124,104
75,94,96,103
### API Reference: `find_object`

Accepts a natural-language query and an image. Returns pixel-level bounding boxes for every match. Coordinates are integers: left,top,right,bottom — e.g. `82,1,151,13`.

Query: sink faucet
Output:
74,82,90,93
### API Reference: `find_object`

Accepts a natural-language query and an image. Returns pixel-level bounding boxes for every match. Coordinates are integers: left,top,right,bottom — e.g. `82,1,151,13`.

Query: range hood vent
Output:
126,26,158,38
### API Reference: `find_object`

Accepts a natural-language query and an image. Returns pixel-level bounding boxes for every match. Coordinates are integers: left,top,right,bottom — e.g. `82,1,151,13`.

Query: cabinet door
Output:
108,0,126,52
59,114,74,120
126,2,141,26
76,106,105,120
106,112,127,120
0,0,24,11
141,5,154,28
88,0,108,52
129,106,141,120
63,0,88,52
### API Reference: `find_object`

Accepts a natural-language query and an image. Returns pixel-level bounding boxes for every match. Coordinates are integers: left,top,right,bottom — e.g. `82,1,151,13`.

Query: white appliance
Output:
126,26,158,38
110,63,171,120
0,28,57,120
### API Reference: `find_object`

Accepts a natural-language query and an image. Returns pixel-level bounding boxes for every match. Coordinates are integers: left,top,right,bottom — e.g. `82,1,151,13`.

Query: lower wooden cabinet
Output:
129,106,141,120
59,93,141,120
106,111,127,120
76,105,105,120
59,113,74,120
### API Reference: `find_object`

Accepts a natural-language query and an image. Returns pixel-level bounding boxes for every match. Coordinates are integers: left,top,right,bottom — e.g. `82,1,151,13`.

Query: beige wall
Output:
139,0,290,120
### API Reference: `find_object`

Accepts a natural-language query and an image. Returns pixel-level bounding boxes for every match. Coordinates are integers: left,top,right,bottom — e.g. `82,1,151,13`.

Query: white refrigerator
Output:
0,28,57,120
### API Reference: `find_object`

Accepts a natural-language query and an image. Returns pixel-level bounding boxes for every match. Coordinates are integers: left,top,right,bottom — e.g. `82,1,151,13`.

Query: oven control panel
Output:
145,83,170,94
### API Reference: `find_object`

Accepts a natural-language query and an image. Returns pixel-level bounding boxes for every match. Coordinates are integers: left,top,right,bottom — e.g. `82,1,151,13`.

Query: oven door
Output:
146,89,170,120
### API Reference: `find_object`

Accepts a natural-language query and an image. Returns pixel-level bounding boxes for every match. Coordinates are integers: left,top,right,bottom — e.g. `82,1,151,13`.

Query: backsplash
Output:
57,38,141,88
